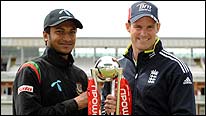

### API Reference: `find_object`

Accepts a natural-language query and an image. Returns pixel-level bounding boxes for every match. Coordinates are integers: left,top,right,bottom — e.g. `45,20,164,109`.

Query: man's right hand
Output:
104,94,117,114
74,92,88,110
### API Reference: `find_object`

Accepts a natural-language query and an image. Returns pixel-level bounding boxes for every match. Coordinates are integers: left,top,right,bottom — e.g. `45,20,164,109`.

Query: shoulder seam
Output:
17,61,41,84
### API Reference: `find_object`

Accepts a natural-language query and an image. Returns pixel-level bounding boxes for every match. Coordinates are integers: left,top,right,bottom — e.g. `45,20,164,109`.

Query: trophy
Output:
87,56,132,115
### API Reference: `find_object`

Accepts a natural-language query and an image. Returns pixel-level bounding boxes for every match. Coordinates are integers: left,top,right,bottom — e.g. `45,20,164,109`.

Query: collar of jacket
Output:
42,47,74,68
123,37,163,62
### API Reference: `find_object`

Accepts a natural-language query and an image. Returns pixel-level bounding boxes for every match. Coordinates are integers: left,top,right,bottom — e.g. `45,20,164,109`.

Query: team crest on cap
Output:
59,9,72,19
76,82,83,95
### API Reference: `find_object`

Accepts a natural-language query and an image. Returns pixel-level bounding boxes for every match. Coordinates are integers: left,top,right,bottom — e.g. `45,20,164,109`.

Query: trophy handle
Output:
90,68,98,88
90,68,102,115
116,68,123,115
110,80,115,115
110,68,123,115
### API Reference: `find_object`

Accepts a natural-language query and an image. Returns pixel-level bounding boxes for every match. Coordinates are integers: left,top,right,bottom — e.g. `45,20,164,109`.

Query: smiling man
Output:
104,1,196,115
13,9,88,115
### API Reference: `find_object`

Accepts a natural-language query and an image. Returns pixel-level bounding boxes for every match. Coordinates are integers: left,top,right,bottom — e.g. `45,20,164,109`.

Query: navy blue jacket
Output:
118,38,196,115
13,47,88,115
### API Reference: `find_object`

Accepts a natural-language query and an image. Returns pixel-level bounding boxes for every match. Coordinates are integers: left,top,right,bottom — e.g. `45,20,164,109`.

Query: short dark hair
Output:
44,27,50,46
44,27,50,34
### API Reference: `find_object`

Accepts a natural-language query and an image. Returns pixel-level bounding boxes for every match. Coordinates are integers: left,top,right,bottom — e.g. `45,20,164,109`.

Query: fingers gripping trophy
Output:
87,56,132,115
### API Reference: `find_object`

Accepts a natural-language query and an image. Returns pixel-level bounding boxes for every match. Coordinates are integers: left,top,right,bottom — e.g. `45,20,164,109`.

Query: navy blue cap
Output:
128,1,159,23
44,9,83,29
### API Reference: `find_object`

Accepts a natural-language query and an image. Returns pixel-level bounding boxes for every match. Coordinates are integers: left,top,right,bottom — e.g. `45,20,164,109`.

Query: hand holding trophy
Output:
87,56,132,115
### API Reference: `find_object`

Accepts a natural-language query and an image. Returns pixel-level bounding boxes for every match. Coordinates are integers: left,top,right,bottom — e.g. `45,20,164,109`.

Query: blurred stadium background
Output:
1,37,205,115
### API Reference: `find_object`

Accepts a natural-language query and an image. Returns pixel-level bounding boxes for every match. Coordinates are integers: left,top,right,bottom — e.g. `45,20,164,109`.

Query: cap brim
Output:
49,18,83,29
130,14,158,23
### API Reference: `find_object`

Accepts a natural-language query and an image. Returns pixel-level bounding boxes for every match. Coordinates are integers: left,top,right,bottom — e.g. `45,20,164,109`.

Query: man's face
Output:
44,21,77,55
126,16,160,52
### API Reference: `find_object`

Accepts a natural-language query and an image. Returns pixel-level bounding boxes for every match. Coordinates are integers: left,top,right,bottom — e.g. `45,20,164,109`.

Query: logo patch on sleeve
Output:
18,85,33,95
76,82,83,95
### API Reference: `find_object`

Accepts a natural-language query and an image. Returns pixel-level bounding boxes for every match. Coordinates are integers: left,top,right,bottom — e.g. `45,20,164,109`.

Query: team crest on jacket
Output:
148,69,159,84
76,82,83,95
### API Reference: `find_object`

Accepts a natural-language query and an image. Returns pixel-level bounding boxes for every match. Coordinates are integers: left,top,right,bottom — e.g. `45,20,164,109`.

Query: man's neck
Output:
61,55,68,60
132,46,141,61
